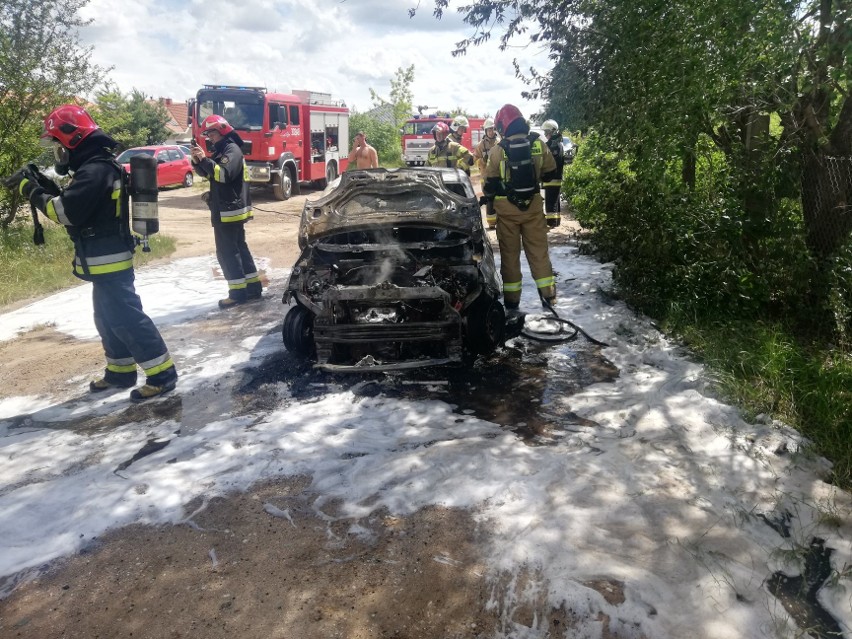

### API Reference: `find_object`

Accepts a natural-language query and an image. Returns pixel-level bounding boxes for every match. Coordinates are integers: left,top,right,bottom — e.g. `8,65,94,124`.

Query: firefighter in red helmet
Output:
4,105,177,401
426,121,473,174
482,104,558,313
191,114,263,308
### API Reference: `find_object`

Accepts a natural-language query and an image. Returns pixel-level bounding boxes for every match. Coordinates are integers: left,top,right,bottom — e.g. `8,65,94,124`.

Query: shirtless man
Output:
348,131,379,169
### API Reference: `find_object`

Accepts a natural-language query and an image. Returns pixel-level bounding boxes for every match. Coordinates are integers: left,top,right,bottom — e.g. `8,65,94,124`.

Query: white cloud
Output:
78,0,549,118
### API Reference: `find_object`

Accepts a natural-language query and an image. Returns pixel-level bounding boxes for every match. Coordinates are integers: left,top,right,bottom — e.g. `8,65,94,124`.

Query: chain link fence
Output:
800,156,852,339
801,155,852,257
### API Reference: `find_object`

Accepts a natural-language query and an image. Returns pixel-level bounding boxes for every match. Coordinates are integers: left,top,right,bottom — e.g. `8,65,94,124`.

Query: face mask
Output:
53,142,70,175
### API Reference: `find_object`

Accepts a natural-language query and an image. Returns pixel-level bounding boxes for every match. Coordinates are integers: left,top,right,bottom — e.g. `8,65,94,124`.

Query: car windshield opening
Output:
339,191,446,215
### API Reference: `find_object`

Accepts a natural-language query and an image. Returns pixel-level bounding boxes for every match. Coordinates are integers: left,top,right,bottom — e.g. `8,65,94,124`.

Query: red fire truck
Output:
188,86,349,200
401,114,486,166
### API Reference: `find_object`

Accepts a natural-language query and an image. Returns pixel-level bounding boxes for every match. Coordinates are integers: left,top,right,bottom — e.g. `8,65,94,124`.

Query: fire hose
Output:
516,293,609,347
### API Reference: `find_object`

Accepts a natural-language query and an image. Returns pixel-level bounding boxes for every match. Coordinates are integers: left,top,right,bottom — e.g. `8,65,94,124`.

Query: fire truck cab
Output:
401,115,486,167
188,86,349,200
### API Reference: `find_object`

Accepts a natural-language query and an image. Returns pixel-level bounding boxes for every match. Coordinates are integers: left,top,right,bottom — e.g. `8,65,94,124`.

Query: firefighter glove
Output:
478,195,491,207
3,166,37,194
3,166,38,200
28,164,61,197
547,217,561,228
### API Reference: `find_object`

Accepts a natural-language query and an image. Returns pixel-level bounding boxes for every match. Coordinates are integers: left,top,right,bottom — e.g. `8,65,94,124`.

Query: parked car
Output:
115,145,194,188
282,167,506,372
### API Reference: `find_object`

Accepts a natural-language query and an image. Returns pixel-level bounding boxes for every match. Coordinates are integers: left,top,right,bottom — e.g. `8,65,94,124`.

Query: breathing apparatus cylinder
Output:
129,155,159,251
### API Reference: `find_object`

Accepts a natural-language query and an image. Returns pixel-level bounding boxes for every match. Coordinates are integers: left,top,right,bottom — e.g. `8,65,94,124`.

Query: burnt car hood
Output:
298,168,481,248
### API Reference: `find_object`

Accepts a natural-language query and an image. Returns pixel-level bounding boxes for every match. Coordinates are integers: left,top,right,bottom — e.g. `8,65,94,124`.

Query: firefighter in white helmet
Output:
541,119,564,227
473,117,500,229
449,115,469,144
426,121,473,174
448,115,474,175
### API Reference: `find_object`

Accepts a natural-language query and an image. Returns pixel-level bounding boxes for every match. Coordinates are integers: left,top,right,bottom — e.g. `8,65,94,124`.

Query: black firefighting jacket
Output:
193,135,251,226
27,138,134,281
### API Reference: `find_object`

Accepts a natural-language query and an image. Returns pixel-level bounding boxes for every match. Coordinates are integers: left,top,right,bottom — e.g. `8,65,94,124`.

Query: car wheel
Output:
282,305,315,359
183,172,193,187
465,295,505,355
315,162,336,189
273,169,292,200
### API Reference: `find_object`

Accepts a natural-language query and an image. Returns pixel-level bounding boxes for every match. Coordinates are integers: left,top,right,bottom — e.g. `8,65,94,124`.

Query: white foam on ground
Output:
0,248,850,638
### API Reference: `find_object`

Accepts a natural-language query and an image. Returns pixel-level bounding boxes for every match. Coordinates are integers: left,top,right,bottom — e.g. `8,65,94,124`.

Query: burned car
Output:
282,167,505,371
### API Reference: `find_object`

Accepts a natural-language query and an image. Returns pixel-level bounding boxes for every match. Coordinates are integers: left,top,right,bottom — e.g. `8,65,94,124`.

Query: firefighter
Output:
6,105,178,402
541,119,564,228
482,104,558,313
190,115,263,309
473,117,500,229
449,115,469,145
426,121,473,174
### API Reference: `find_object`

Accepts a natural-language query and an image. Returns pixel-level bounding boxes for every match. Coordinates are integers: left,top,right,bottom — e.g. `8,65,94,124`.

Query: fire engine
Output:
188,85,349,200
401,114,486,166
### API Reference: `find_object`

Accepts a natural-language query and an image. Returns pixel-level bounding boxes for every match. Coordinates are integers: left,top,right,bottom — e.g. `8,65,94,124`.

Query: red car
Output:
116,145,194,188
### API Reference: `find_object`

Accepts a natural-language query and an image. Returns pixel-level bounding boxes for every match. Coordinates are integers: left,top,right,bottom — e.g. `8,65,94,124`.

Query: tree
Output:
369,64,415,130
349,112,402,167
89,85,171,149
0,0,107,227
425,0,851,259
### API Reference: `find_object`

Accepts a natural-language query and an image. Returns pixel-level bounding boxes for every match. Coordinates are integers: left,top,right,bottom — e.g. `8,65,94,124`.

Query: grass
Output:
671,317,852,489
0,220,177,308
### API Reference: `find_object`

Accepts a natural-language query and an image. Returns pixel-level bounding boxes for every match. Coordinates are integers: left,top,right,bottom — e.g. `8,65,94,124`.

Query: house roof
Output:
150,98,189,136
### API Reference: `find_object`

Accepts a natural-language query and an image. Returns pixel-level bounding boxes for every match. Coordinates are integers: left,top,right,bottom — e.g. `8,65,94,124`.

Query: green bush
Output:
567,131,852,489
0,218,176,307
565,133,817,322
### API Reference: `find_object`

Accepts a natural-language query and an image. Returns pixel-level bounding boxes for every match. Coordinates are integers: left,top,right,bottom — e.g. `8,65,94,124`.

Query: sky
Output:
1,239,851,638
77,0,550,119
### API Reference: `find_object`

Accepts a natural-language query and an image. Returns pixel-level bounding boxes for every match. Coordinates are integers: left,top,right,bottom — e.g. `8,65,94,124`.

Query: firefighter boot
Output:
219,289,248,309
246,281,263,300
503,301,526,338
129,380,177,403
89,372,137,393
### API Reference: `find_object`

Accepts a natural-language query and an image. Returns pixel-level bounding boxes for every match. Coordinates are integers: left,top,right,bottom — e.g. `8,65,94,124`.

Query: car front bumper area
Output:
309,284,464,372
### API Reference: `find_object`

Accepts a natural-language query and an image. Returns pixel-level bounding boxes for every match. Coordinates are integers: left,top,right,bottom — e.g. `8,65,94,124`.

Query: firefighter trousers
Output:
92,270,177,387
494,194,556,308
214,222,259,301
480,178,496,228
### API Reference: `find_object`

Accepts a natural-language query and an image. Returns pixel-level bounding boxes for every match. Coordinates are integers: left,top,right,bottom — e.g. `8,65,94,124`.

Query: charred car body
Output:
282,168,506,371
